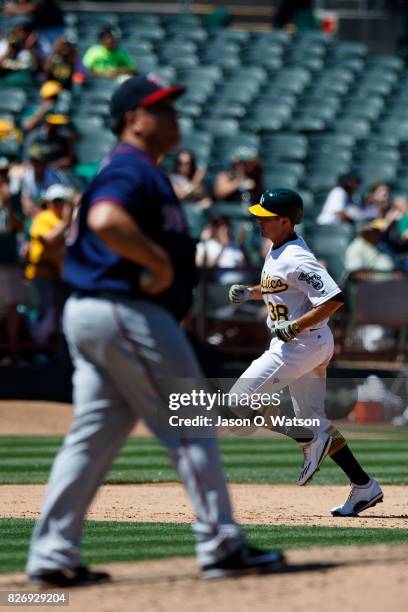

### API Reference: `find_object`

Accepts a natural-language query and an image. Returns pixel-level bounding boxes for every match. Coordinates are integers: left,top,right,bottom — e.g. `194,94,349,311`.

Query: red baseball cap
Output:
110,73,185,120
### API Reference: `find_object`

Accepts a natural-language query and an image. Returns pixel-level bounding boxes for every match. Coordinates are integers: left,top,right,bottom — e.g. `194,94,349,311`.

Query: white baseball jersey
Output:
261,235,340,332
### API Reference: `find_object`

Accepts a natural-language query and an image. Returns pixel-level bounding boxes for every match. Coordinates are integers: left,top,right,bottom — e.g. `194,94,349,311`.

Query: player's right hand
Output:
228,284,253,304
139,264,174,295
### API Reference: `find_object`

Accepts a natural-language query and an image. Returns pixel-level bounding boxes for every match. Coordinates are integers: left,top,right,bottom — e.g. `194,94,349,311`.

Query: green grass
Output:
0,435,407,485
1,518,407,574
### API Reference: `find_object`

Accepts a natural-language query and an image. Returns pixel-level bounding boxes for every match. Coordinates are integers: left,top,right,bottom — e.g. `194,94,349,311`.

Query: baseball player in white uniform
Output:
229,188,383,517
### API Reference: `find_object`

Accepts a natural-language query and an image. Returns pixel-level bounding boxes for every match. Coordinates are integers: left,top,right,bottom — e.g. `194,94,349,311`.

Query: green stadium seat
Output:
175,98,202,118
177,66,222,83
132,57,159,73
260,133,308,161
0,139,21,159
291,115,327,132
72,116,105,133
208,102,247,119
181,129,212,146
330,118,371,139
305,225,354,282
375,120,408,141
329,41,368,59
355,80,393,96
210,202,250,219
355,163,397,185
0,89,26,114
308,133,355,150
263,161,304,180
196,118,239,137
120,24,165,41
75,133,115,165
302,169,341,191
263,170,299,189
243,106,292,132
342,97,384,122
181,204,206,239
308,149,352,165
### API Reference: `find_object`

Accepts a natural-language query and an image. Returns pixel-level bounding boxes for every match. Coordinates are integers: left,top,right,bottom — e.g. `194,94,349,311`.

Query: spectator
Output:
196,215,248,283
383,195,408,257
20,143,73,218
213,146,264,204
170,149,212,209
364,181,391,220
344,219,395,276
3,0,64,59
0,18,38,86
24,113,78,169
82,28,136,79
317,172,362,224
23,80,62,132
43,36,79,89
0,157,24,357
25,183,73,344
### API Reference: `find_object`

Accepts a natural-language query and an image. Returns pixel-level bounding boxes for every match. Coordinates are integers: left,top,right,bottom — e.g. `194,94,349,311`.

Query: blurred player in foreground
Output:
229,188,383,517
26,74,285,587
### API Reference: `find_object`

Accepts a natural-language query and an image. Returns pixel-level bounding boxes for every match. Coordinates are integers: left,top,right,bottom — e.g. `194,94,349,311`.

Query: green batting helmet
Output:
248,188,303,224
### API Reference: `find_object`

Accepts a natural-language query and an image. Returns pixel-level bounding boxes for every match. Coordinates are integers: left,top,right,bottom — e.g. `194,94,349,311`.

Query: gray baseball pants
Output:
26,295,245,574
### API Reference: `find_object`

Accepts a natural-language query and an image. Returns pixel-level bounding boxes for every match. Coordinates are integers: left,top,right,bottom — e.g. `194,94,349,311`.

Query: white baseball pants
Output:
230,326,334,433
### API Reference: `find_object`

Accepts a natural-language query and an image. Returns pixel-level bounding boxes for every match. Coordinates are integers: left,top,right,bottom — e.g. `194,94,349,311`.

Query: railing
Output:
1,263,407,365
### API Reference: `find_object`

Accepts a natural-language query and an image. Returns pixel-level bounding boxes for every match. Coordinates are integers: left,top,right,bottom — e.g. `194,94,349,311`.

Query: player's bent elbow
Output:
87,204,121,236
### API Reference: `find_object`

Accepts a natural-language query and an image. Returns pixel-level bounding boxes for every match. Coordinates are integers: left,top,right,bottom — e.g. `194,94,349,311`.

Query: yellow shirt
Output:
26,209,64,280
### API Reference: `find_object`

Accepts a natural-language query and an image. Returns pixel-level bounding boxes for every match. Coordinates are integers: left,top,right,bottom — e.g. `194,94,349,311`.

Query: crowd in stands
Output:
0,5,408,363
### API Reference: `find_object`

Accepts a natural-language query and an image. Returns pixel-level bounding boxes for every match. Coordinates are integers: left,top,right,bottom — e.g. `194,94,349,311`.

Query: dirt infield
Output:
1,400,407,611
0,482,406,528
0,401,150,436
1,545,408,612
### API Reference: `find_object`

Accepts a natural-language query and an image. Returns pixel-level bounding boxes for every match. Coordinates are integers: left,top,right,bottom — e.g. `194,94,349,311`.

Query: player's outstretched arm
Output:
88,201,173,294
228,284,262,303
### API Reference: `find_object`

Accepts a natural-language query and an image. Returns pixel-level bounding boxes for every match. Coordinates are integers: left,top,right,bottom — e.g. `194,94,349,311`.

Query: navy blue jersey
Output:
64,143,197,320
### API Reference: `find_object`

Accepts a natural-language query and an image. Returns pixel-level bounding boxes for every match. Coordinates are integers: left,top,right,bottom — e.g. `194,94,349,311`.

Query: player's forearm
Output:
296,299,343,332
88,202,172,274
248,284,263,300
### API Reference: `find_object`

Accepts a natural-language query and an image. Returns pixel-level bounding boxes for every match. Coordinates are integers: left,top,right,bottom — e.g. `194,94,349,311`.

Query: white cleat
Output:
331,479,384,517
298,432,332,486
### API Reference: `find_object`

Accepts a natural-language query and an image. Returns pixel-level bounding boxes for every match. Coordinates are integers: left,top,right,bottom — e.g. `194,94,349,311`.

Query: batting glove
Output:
273,320,301,342
229,284,253,304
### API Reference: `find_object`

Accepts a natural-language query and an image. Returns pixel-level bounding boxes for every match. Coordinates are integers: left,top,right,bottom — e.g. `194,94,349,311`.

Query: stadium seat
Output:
291,115,327,132
330,118,371,139
72,116,105,134
181,204,206,239
354,162,397,185
307,149,353,166
263,170,299,189
308,133,355,150
302,169,341,191
75,132,115,164
260,133,308,161
263,161,304,180
342,97,384,122
306,225,354,281
0,89,26,114
208,102,247,119
196,118,239,137
243,106,292,132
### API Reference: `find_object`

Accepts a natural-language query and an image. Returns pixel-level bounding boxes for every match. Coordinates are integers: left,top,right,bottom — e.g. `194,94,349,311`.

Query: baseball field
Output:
0,401,407,611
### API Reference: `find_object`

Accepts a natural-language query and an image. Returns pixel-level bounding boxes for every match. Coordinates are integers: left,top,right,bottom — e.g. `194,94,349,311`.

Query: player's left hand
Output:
273,320,301,342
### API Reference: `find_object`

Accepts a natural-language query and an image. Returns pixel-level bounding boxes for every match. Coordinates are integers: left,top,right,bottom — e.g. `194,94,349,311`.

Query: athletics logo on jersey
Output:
298,271,324,290
261,272,288,294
